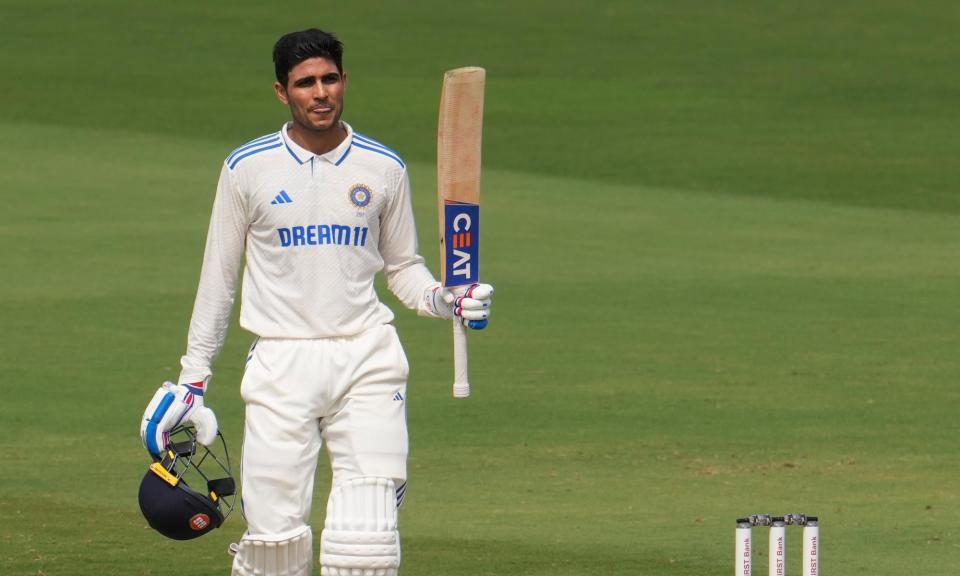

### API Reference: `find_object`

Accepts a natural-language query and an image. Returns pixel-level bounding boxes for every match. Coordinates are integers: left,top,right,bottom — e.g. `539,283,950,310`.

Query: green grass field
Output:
2,1,958,574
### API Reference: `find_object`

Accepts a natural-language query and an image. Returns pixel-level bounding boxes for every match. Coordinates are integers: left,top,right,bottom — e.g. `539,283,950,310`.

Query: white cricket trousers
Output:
239,323,409,535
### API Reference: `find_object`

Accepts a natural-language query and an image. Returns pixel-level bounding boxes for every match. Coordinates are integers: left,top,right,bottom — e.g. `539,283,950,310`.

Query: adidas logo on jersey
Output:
271,190,293,205
393,392,404,402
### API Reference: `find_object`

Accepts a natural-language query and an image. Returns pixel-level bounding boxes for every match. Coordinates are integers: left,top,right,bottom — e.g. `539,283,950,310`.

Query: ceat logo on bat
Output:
444,202,479,286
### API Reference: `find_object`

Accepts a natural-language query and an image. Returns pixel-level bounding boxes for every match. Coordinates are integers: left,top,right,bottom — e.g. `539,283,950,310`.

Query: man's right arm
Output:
178,163,249,384
140,163,246,455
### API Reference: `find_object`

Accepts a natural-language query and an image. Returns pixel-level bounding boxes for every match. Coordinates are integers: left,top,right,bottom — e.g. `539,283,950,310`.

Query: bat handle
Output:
452,319,470,398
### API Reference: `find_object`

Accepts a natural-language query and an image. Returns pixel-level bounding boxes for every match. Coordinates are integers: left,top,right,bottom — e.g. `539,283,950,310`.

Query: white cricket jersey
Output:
179,122,439,384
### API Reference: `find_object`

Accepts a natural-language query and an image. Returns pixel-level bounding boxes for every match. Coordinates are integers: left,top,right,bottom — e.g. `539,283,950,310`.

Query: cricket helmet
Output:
138,425,236,540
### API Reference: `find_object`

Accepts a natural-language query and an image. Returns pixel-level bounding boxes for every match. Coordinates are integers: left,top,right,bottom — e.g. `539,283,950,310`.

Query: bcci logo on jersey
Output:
443,202,479,286
349,184,372,208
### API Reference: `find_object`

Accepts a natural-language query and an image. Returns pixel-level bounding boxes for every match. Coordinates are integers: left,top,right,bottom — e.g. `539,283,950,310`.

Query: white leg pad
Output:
231,525,313,576
320,477,401,576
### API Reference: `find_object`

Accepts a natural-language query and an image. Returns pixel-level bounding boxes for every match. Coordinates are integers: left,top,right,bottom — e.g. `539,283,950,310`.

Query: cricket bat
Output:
437,67,485,399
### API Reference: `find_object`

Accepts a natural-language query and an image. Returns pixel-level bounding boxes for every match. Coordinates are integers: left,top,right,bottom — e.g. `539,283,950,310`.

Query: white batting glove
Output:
140,381,218,458
431,283,494,329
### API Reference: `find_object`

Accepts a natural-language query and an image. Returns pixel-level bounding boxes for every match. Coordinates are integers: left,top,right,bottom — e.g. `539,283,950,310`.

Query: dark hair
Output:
272,29,344,87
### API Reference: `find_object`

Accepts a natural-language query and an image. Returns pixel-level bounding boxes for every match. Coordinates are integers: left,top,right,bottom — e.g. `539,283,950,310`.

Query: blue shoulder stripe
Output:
230,132,280,154
227,133,281,164
229,141,283,170
353,141,405,168
353,132,402,157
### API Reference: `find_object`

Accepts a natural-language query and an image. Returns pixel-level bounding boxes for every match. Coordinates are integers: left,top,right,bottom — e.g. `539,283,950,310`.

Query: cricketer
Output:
139,28,494,575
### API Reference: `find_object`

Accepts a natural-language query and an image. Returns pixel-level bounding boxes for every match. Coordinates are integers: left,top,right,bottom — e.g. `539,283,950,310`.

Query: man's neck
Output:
287,121,348,156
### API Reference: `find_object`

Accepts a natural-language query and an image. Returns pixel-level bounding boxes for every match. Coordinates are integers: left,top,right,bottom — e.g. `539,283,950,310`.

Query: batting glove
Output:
432,283,494,329
140,381,218,458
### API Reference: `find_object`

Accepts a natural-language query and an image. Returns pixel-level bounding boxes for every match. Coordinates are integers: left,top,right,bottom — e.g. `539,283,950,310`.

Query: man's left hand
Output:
434,283,494,330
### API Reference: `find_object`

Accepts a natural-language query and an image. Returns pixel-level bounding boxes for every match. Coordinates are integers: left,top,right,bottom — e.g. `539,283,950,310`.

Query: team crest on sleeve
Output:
349,184,373,208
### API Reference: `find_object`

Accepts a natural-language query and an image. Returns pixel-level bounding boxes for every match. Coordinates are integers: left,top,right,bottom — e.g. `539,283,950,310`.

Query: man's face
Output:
275,57,346,133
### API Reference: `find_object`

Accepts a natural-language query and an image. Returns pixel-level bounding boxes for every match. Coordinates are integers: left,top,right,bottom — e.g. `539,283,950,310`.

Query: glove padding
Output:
140,381,218,457
433,283,494,329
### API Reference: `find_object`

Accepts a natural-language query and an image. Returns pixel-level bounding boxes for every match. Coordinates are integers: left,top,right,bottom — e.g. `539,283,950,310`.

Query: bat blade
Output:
437,67,485,399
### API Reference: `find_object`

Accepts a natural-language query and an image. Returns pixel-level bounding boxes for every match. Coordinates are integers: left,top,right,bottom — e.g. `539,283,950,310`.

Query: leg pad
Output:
320,477,400,576
231,525,313,576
